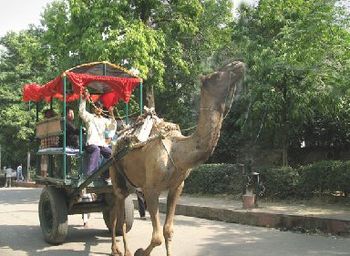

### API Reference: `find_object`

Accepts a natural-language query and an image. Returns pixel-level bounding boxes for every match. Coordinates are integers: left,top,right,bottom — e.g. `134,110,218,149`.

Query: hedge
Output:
297,161,350,197
183,164,244,194
184,160,350,199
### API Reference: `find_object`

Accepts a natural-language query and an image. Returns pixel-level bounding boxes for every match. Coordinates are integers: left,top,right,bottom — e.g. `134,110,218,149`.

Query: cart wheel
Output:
103,195,134,236
38,186,68,244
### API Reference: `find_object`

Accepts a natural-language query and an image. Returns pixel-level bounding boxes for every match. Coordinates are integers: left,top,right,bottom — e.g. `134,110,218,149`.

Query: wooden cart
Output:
23,62,143,244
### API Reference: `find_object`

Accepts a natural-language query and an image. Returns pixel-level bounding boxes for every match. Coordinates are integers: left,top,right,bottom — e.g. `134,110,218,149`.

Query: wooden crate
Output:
40,136,60,148
36,116,62,139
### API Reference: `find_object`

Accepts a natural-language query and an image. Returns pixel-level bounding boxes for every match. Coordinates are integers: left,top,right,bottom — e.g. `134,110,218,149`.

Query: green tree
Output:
0,28,54,167
212,0,350,165
0,1,234,166
41,0,234,127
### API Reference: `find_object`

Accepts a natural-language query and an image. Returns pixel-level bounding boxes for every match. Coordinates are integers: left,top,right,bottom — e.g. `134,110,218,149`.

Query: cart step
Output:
69,201,106,214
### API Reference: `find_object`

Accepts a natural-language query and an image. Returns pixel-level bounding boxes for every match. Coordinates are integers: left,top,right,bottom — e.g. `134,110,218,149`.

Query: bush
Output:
298,161,350,197
184,164,244,194
184,161,350,199
259,166,299,199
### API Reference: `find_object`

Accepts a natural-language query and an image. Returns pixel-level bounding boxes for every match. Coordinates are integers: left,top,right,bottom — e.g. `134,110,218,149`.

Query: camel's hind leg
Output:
163,182,184,256
135,189,162,256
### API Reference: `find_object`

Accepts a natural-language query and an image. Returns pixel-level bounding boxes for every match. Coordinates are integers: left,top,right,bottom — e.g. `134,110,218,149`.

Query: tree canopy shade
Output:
211,0,350,166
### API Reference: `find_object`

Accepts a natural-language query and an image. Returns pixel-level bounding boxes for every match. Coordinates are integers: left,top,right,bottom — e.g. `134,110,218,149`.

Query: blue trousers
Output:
85,145,112,176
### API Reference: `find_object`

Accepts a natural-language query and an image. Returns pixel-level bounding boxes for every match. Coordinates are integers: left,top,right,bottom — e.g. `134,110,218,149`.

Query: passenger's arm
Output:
108,106,115,121
106,107,117,130
79,99,93,123
106,118,117,131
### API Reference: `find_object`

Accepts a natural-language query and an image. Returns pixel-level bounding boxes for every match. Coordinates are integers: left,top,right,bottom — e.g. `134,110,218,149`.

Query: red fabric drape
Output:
100,91,120,109
22,72,140,108
22,76,63,102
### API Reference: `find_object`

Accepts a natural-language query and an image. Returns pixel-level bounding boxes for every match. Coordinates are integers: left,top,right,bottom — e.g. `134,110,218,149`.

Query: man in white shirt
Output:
79,90,117,176
16,164,24,182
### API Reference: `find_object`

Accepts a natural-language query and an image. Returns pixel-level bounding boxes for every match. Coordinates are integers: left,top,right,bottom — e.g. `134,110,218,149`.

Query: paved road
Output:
0,188,350,256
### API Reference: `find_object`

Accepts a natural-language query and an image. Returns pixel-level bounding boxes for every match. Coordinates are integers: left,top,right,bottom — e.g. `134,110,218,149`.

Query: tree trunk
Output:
144,82,155,109
139,7,156,109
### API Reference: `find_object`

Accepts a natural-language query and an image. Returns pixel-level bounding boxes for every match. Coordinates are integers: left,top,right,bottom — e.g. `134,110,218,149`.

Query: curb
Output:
133,200,350,237
13,181,44,188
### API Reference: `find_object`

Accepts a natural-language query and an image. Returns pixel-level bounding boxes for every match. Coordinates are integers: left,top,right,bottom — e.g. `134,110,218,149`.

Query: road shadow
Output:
194,220,350,256
0,187,41,204
0,224,116,256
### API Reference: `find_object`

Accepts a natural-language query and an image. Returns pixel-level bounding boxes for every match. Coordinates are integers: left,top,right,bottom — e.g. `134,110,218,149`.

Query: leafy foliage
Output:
211,0,350,164
1,0,350,172
41,0,234,128
259,166,299,198
0,0,233,167
0,29,54,167
298,161,350,197
184,164,244,194
186,162,350,200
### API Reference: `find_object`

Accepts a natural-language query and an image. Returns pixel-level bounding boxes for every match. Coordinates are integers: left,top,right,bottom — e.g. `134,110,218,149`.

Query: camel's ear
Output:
199,75,207,83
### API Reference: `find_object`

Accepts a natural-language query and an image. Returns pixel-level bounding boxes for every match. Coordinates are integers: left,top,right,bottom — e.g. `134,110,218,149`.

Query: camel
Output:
109,60,245,256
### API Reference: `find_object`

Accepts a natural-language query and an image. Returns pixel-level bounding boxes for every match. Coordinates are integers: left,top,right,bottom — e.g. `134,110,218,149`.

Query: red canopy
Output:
22,62,141,108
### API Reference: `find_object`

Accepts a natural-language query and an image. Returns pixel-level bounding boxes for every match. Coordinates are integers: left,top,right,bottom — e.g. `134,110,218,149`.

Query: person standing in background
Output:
16,164,24,182
136,188,147,220
5,167,13,188
65,106,80,148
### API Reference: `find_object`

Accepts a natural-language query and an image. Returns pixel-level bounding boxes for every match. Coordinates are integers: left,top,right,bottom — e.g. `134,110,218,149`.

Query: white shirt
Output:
5,168,13,178
79,100,117,147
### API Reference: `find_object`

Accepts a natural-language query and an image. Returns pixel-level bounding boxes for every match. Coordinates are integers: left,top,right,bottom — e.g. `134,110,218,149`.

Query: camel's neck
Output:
179,89,225,169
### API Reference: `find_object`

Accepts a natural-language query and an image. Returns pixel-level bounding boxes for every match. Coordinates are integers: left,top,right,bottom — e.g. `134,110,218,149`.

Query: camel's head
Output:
201,61,245,117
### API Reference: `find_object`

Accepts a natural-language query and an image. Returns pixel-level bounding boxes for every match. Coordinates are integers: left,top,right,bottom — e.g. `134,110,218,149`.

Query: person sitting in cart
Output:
64,106,80,148
79,90,117,176
43,108,56,119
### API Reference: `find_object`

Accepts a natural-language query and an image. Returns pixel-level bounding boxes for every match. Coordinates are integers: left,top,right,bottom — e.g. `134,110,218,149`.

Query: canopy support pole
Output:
79,93,83,176
125,104,129,124
140,81,143,115
63,74,67,181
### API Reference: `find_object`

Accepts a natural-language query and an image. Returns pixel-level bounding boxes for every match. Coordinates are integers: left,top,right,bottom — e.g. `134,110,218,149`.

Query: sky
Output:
0,0,258,37
0,0,54,37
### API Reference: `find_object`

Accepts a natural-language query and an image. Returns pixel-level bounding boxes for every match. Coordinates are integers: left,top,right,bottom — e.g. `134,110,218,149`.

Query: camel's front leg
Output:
118,198,132,256
135,190,162,256
110,201,123,256
163,182,184,256
110,194,132,256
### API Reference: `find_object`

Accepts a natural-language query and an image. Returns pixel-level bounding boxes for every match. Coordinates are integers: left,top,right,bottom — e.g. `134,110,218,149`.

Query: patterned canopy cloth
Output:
22,62,141,108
